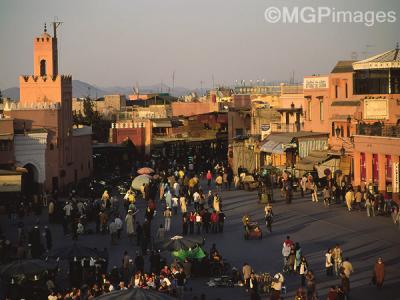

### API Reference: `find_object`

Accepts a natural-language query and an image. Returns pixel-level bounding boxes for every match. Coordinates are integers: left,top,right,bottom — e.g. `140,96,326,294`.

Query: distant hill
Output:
2,87,19,100
2,80,195,100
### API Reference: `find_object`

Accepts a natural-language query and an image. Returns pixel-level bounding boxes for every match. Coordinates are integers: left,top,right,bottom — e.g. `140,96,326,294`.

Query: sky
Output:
0,0,399,90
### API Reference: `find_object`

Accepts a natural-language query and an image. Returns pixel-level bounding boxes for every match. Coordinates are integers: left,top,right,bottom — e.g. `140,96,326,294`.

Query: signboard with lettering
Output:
393,162,399,193
0,175,21,192
364,98,389,120
303,77,329,89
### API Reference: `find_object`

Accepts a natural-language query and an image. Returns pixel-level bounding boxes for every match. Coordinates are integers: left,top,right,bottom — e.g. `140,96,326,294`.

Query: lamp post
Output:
340,145,346,156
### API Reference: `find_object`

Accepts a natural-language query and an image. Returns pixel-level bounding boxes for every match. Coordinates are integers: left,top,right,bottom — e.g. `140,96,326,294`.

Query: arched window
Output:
40,59,46,76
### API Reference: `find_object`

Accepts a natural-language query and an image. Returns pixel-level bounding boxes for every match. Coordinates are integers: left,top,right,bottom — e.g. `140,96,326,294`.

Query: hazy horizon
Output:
1,0,399,90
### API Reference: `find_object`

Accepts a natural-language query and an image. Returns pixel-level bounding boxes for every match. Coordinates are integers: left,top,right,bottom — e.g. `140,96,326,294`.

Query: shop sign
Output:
303,77,329,89
364,98,389,120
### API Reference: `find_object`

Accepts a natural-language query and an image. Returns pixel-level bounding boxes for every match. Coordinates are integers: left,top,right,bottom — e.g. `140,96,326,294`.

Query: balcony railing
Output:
356,123,400,138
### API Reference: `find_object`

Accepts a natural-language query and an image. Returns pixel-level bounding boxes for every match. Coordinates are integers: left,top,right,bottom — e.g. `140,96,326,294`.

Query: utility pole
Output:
51,19,63,38
172,71,175,94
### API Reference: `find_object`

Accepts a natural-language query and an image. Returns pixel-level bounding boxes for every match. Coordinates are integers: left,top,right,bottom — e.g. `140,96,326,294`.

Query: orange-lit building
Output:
3,25,92,194
303,47,400,201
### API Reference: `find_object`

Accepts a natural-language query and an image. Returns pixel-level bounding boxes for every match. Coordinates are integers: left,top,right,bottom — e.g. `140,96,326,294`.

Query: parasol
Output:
131,174,151,190
0,259,57,278
157,235,204,252
47,243,105,259
137,167,155,175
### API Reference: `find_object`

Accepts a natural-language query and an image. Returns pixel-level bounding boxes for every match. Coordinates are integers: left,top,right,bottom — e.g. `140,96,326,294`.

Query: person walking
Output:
300,175,307,198
265,205,273,233
323,186,331,207
109,220,118,245
248,272,260,300
44,226,52,251
298,256,308,287
210,210,218,233
218,211,225,233
193,190,201,211
189,211,195,234
341,257,354,279
332,244,343,276
156,224,165,242
366,193,375,217
195,211,202,235
163,207,172,232
122,251,131,281
305,270,316,300
215,174,223,192
355,187,362,211
310,181,318,202
206,170,212,187
125,210,135,241
373,257,385,290
345,188,355,212
48,200,55,223
179,194,187,214
325,248,334,276
213,193,221,212
182,213,189,235
114,215,123,239
242,262,252,291
223,172,228,191
164,190,172,210
294,243,302,272
340,271,350,300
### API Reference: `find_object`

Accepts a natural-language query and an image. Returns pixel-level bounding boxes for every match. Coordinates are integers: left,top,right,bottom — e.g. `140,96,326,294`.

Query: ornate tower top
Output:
33,26,58,77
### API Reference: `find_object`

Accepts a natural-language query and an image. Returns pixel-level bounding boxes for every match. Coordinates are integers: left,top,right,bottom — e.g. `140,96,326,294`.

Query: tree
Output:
72,96,111,142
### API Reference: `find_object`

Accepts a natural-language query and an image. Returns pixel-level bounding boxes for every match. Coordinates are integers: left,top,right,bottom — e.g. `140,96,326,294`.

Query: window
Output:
307,100,312,121
319,100,324,121
347,125,350,137
40,59,46,76
331,122,335,137
235,128,244,136
345,83,348,98
335,85,338,98
340,126,344,137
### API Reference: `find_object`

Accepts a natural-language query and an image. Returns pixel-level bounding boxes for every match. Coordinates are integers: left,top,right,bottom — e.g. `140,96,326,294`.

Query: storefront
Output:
353,135,400,203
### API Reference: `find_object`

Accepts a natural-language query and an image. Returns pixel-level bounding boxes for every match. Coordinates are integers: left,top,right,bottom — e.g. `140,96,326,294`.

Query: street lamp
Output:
340,145,346,156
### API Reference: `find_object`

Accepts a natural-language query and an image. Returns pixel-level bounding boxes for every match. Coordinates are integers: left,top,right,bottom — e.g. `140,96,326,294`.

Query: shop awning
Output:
152,120,172,128
260,140,280,153
260,140,287,154
296,150,335,171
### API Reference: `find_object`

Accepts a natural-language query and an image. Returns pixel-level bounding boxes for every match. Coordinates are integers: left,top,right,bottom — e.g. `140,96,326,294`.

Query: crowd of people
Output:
0,157,394,300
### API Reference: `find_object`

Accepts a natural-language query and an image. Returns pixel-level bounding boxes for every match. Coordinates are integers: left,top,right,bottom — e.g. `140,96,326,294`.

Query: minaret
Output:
33,23,58,77
20,23,71,105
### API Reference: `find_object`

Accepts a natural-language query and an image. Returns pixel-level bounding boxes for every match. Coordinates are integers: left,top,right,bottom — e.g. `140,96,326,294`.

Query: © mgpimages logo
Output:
264,6,397,27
